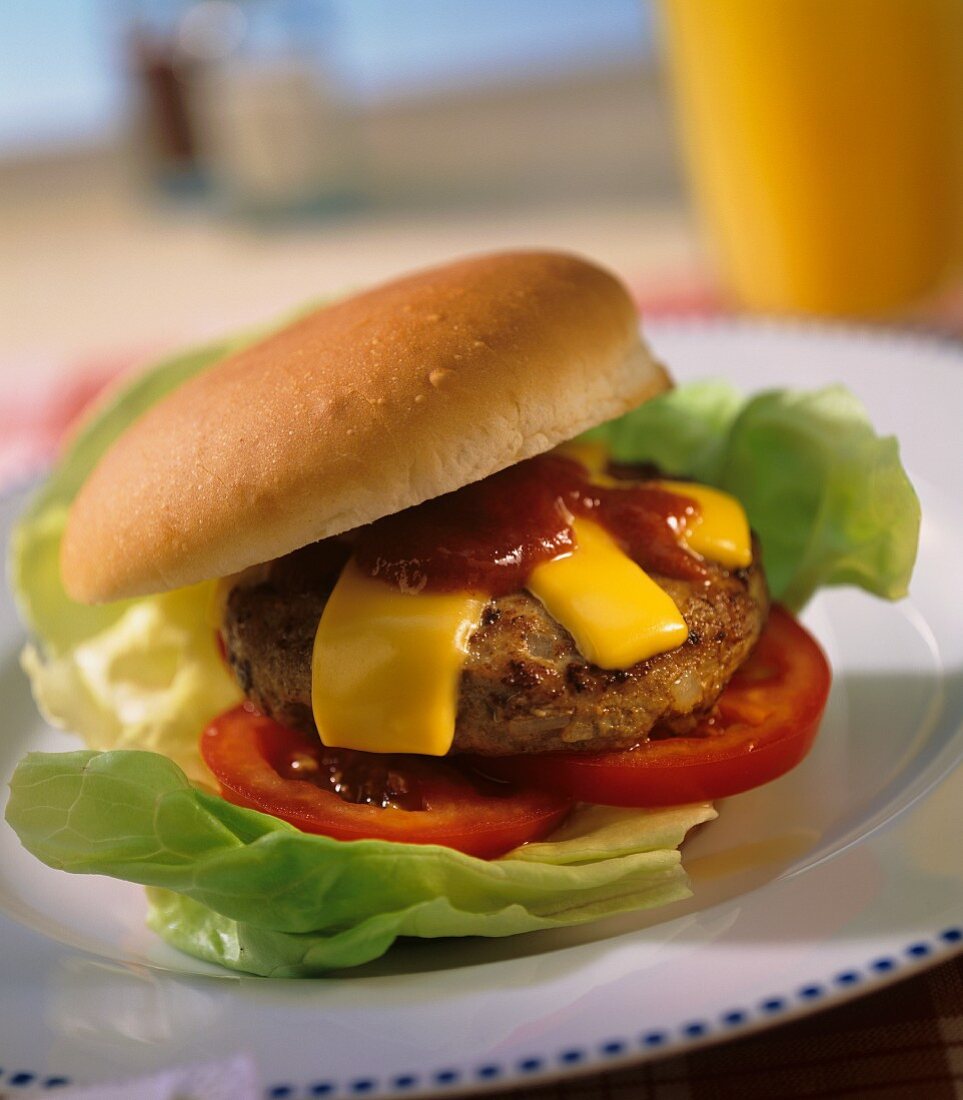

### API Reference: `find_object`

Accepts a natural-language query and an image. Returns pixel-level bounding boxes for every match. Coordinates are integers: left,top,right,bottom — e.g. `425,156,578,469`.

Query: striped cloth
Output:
4,282,961,1100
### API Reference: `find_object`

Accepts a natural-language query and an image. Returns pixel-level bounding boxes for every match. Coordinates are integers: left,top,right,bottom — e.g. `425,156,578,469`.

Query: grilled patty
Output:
221,538,769,755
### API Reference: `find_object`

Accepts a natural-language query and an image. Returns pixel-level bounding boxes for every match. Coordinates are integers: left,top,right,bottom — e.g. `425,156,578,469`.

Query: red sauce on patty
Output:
353,453,706,594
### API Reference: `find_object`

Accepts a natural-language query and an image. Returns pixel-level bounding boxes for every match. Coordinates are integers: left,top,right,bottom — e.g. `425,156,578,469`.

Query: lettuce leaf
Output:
20,582,241,785
5,749,714,976
585,381,920,609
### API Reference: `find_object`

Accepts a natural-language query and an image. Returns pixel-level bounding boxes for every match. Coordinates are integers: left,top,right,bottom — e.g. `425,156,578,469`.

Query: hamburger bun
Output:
61,250,669,604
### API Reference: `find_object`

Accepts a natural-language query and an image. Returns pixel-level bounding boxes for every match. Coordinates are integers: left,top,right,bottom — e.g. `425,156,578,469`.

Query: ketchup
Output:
353,454,706,594
273,742,514,811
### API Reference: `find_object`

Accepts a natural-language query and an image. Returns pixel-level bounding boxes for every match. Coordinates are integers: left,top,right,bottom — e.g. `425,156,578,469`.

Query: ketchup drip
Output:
265,731,516,811
354,454,707,594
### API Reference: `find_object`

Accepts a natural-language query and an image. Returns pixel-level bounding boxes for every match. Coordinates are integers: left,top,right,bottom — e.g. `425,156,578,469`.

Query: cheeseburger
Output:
11,248,922,976
54,251,826,859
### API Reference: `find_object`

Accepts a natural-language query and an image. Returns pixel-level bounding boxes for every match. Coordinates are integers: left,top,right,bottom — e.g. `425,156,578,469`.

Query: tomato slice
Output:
201,707,573,859
475,606,831,807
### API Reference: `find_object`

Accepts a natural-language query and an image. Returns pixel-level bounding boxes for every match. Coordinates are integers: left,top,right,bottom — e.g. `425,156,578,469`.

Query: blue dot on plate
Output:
836,971,860,985
683,1022,707,1038
266,1088,292,1099
907,942,931,958
642,1032,665,1047
351,1080,375,1094
10,1075,37,1088
601,1040,625,1056
309,1085,335,1097
722,1010,746,1026
476,1066,501,1080
434,1070,459,1085
392,1075,417,1090
560,1050,583,1064
520,1058,542,1073
871,958,895,973
799,985,823,999
941,928,962,944
762,998,784,1013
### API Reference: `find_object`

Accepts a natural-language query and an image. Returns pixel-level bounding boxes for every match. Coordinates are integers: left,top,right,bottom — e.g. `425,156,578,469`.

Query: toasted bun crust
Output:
62,250,669,603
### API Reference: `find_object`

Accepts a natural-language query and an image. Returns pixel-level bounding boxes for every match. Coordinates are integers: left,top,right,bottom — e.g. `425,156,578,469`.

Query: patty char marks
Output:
221,537,769,755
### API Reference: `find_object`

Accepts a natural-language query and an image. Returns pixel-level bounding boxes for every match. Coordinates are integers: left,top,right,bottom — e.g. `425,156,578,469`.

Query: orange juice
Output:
660,0,963,316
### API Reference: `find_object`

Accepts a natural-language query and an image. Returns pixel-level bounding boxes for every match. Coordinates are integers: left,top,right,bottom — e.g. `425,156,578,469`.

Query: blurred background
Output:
2,0,962,427
1,0,686,364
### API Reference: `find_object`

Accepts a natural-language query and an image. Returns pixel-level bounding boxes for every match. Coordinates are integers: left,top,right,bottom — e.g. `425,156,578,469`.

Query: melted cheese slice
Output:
556,445,752,570
312,560,484,755
527,517,688,669
656,480,752,569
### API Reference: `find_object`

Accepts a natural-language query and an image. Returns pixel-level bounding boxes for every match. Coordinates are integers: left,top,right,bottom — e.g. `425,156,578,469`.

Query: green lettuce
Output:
6,329,919,975
585,380,919,609
6,749,714,976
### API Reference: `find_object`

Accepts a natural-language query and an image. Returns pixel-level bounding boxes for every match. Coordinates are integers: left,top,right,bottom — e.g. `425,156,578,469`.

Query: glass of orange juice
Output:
660,0,963,317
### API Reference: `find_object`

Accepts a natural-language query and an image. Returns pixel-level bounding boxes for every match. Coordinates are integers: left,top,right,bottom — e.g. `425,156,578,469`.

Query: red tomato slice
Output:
475,606,831,807
201,707,573,859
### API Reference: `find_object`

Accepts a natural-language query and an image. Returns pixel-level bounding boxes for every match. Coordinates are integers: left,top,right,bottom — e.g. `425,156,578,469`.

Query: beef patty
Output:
221,537,769,755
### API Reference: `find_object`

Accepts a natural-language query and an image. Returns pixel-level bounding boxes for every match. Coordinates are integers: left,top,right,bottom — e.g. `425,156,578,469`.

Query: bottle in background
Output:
660,0,963,317
127,0,357,219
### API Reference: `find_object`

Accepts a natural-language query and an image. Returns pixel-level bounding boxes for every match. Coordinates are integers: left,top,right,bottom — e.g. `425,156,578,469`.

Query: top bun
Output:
62,250,669,603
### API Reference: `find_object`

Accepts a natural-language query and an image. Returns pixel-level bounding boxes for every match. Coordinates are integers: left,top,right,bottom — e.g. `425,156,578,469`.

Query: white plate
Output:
0,319,960,1099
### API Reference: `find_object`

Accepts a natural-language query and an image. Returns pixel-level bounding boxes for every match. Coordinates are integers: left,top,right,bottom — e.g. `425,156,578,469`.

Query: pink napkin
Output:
0,356,134,492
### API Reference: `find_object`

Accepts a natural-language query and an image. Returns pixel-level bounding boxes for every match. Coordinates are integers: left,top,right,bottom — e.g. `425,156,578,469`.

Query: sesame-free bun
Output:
62,250,669,603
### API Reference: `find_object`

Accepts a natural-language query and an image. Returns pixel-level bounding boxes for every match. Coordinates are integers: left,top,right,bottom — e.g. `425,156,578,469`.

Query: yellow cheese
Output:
312,560,484,755
554,444,752,570
553,438,614,480
656,480,752,569
527,517,688,669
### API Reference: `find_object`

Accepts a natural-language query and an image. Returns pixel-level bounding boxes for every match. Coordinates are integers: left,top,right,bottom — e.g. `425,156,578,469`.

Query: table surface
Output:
0,164,699,373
